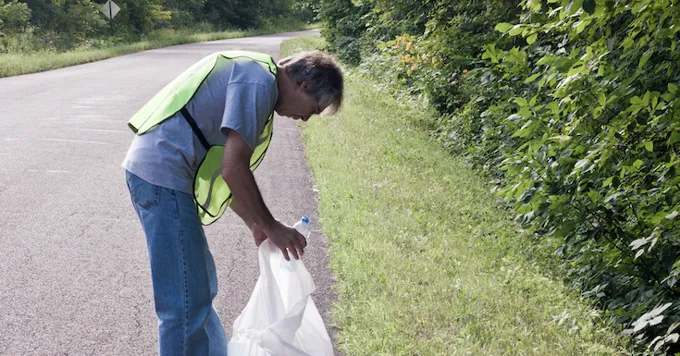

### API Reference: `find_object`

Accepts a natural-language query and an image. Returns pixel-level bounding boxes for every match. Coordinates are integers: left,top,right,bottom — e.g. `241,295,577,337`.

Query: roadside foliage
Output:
320,0,680,353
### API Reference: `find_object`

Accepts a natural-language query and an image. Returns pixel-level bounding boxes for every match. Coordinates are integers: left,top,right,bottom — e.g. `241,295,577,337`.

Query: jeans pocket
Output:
126,172,161,210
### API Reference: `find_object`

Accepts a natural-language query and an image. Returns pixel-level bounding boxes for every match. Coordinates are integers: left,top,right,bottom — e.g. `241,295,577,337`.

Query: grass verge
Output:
281,36,630,355
0,23,318,78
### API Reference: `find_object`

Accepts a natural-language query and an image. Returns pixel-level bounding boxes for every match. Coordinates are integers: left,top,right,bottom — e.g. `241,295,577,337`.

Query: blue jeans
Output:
126,171,228,356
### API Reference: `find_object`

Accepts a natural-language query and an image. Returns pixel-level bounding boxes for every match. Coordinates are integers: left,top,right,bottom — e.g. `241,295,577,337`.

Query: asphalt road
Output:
0,29,339,355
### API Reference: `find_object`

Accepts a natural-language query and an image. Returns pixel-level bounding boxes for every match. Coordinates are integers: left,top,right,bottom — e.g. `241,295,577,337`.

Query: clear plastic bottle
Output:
293,216,311,240
280,216,311,270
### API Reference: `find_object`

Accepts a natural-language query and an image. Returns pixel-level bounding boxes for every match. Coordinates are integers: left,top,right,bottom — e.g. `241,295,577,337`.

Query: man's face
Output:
276,82,321,122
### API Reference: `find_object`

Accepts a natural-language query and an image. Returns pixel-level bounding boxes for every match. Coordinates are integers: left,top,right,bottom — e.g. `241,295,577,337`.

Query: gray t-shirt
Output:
122,59,278,194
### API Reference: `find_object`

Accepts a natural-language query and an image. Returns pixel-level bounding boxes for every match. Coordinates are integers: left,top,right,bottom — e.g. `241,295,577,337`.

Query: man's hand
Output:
249,222,307,260
261,221,307,261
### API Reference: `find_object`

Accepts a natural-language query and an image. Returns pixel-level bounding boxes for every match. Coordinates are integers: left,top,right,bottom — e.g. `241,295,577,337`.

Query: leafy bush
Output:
0,0,30,34
479,0,680,352
319,0,372,65
320,0,680,353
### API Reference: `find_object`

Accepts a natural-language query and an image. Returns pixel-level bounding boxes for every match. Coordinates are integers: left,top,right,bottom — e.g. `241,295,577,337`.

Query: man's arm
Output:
229,197,254,230
221,129,275,230
221,129,306,260
230,197,270,247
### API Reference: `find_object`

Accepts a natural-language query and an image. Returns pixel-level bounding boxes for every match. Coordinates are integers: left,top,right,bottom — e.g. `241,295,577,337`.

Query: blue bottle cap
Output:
301,216,310,224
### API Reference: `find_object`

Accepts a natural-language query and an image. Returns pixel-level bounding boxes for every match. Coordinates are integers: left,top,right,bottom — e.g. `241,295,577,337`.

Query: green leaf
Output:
537,55,556,66
509,25,524,36
669,131,680,145
632,2,649,13
645,141,654,152
518,107,531,117
514,97,529,107
634,159,644,169
568,0,584,15
495,23,513,32
587,189,600,202
574,20,589,34
593,107,603,118
669,83,678,94
524,73,541,83
575,158,589,169
638,49,654,68
630,96,644,105
583,0,596,14
529,95,537,107
603,177,614,187
598,92,606,106
643,91,651,106
527,33,538,45
512,121,534,138
652,211,669,225
593,4,605,16
622,36,634,50
548,135,572,142
604,192,622,203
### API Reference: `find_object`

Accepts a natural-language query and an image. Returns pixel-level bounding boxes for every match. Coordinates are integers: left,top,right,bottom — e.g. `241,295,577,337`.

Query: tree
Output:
0,0,31,34
161,0,205,28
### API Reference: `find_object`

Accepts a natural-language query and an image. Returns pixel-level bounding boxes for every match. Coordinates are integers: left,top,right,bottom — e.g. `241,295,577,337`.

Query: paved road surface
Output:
0,29,339,355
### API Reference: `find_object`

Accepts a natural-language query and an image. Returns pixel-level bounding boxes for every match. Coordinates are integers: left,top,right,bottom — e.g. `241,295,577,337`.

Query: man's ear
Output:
300,81,314,91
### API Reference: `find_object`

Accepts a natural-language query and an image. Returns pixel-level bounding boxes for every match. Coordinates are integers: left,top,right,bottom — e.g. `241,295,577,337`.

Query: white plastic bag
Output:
228,239,334,356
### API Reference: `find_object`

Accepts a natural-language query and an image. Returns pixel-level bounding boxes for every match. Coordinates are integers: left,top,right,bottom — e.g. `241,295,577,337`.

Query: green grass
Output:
0,23,318,78
282,37,630,355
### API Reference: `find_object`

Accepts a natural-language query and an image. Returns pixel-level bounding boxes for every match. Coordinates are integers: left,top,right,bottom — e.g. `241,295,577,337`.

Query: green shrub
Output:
319,0,372,65
320,0,680,353
478,1,680,352
0,0,31,34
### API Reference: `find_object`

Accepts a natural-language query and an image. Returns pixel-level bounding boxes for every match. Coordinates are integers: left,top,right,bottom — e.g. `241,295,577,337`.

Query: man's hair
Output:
279,50,344,115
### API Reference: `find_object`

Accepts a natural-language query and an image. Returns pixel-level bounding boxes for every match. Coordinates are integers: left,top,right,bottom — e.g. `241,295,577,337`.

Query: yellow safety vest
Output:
127,51,277,225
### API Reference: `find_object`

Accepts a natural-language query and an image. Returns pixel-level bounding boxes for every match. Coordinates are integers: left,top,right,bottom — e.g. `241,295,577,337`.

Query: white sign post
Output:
100,0,120,35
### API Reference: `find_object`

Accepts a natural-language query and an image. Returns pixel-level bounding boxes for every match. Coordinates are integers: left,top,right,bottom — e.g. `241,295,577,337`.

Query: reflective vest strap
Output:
180,107,210,151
